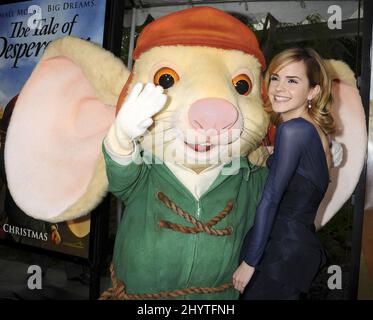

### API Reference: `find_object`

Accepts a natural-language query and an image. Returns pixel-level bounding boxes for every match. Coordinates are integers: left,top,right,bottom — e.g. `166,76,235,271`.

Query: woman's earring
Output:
308,100,312,109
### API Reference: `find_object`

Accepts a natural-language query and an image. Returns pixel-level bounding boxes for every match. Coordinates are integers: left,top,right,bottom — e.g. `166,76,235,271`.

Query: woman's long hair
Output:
264,48,335,134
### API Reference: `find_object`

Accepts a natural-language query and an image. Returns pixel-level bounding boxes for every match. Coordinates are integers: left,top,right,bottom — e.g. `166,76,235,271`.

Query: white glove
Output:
330,140,343,168
116,82,167,143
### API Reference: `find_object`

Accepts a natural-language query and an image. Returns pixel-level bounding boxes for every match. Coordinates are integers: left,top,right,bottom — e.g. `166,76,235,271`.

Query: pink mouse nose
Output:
188,98,238,134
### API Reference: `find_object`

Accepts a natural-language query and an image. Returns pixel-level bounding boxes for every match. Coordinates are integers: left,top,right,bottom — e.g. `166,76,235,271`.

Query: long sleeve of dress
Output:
241,121,311,267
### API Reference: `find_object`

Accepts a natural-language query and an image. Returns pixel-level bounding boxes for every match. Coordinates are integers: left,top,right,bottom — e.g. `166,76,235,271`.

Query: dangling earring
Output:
308,99,312,109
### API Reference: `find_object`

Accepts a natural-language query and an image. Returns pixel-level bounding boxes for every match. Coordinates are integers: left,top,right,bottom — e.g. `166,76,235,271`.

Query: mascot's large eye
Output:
153,67,180,89
232,74,252,96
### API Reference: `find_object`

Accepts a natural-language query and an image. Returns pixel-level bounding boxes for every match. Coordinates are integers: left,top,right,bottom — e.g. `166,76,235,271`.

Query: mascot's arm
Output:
4,36,130,223
103,83,167,202
102,142,145,203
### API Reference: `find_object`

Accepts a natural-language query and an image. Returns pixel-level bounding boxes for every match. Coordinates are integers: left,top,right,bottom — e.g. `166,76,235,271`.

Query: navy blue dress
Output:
240,118,329,300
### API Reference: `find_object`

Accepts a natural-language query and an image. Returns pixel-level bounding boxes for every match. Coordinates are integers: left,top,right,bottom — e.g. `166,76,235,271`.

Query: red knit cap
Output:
133,6,266,70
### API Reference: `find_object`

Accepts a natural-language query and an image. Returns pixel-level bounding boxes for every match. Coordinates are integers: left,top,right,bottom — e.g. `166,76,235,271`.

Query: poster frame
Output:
352,0,373,300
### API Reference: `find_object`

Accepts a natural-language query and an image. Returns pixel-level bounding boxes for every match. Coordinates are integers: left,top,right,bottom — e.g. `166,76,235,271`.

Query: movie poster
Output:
0,0,107,258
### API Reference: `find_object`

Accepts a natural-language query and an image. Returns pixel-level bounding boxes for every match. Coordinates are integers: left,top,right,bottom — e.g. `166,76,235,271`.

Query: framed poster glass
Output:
0,0,107,259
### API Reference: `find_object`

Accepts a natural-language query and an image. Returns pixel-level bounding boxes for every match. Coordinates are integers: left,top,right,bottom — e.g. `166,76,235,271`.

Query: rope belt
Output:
157,192,234,236
99,264,233,300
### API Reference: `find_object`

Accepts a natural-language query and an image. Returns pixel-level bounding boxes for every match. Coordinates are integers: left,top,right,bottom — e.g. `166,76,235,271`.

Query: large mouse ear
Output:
315,60,367,229
4,36,130,223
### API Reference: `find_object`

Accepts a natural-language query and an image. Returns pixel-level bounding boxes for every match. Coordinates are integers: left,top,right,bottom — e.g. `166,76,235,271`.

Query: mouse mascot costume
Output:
3,7,366,299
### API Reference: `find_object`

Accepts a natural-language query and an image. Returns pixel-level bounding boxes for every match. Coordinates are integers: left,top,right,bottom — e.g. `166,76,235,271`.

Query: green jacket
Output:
103,146,268,299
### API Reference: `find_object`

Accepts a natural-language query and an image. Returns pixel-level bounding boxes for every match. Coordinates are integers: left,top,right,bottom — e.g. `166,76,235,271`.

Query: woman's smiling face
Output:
268,60,319,121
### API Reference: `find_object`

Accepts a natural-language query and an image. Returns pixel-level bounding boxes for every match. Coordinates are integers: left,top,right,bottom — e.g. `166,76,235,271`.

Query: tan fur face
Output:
130,46,269,170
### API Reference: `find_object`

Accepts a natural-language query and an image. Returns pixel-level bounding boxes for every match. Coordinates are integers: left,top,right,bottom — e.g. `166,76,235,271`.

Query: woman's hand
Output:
232,261,255,294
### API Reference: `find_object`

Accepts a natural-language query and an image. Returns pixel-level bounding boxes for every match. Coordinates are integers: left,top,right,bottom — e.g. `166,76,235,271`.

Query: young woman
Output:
232,48,334,300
